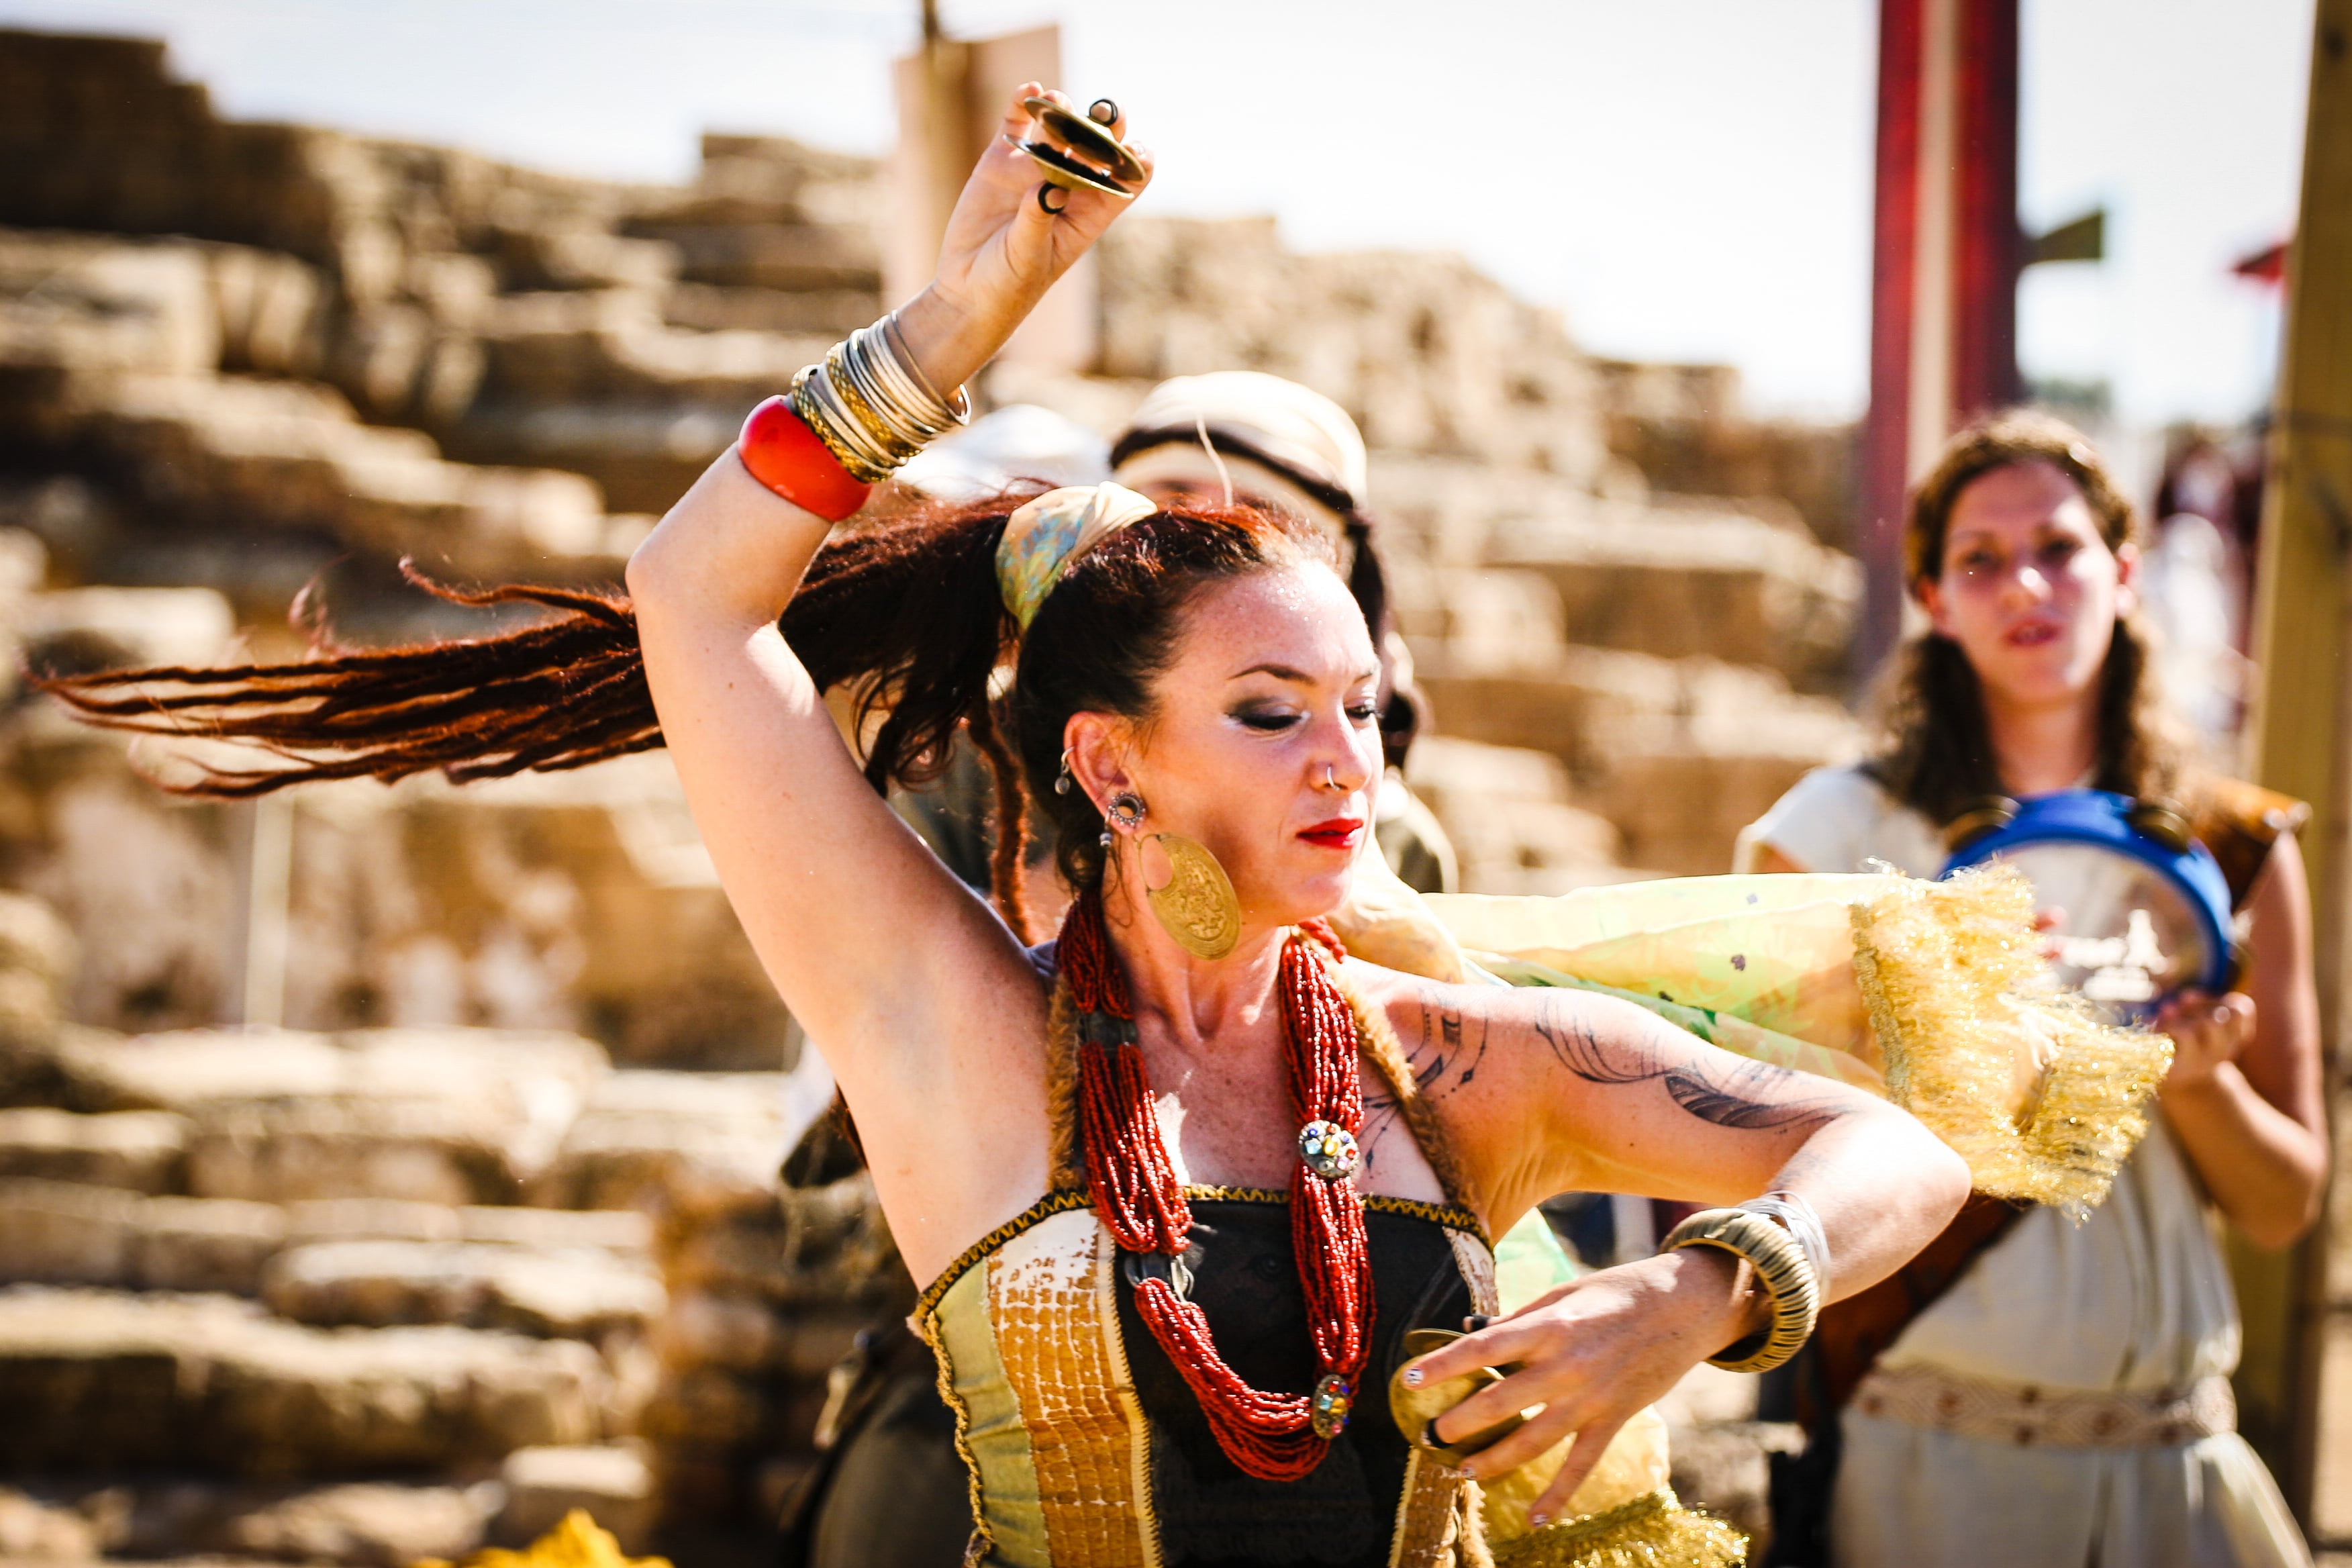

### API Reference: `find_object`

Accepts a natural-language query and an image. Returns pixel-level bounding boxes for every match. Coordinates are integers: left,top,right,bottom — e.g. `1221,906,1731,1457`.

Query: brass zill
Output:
1017,95,1144,198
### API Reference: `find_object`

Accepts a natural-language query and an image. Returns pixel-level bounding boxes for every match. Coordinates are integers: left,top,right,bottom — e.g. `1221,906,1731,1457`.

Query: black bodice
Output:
1112,1197,1479,1567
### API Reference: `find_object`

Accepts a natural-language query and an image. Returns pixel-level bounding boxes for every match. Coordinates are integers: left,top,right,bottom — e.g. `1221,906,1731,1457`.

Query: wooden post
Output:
883,21,1096,377
2241,0,2352,1532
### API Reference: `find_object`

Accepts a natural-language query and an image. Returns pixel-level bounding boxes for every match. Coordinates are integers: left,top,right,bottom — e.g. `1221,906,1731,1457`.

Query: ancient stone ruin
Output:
0,28,1855,1563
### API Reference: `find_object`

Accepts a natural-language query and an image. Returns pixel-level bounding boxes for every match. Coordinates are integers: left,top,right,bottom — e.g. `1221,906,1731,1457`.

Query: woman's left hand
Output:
2155,988,2255,1092
1401,1246,1759,1526
899,87,1153,391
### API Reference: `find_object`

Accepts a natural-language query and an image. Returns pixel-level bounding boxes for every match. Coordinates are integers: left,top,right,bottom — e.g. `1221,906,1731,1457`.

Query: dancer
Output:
1110,371,1457,895
1736,412,2324,1567
791,372,1466,1567
53,94,2107,1568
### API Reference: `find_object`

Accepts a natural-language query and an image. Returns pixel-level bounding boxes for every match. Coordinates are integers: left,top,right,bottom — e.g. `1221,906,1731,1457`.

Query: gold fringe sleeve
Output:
1488,1489,1746,1568
413,1512,667,1568
1851,864,2175,1214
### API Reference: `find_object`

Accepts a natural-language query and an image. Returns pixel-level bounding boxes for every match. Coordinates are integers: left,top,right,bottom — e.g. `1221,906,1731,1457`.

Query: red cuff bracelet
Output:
737,396,871,522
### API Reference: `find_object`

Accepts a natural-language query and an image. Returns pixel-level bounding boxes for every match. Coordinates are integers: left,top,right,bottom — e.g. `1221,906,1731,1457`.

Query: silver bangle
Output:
789,310,973,484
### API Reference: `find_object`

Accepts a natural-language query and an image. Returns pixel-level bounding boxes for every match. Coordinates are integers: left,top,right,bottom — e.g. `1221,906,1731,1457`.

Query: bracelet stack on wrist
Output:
1662,1199,1824,1374
736,311,973,522
791,313,971,483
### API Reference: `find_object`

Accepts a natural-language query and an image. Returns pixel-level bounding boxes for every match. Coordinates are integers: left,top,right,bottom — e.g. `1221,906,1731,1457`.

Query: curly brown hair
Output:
1871,409,2186,826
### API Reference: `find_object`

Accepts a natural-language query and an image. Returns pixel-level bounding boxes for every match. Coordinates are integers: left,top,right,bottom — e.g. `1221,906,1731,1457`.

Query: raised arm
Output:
625,91,1150,1277
1371,973,1967,1522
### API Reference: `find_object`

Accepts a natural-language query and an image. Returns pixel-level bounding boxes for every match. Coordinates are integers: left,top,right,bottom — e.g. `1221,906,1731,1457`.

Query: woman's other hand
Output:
897,87,1154,394
1401,1247,1760,1526
2154,988,2255,1091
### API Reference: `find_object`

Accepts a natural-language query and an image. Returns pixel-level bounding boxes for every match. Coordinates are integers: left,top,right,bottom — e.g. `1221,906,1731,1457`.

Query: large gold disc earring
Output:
1144,832,1241,961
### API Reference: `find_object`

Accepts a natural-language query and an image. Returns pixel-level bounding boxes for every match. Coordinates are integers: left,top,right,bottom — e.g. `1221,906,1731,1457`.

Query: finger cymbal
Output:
1017,95,1144,198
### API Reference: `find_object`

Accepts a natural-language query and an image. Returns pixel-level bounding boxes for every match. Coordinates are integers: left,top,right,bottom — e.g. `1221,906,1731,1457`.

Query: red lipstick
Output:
1298,817,1365,851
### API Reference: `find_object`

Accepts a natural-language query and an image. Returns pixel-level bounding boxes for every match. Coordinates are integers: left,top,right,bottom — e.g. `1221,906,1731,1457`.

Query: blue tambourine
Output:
1940,789,2233,1023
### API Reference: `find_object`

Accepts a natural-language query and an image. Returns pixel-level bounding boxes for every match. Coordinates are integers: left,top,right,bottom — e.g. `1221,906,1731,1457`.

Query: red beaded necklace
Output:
1058,889,1375,1481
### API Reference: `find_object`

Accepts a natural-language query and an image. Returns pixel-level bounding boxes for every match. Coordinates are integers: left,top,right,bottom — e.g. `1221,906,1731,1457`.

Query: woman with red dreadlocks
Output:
53,92,2159,1568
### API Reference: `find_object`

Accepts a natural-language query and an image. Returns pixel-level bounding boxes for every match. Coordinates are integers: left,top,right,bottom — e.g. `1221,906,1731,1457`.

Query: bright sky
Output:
1,0,2316,423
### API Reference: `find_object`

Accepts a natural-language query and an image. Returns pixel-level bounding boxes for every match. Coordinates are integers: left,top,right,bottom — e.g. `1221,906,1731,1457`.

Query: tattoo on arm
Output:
1400,987,1490,1102
1534,993,1846,1133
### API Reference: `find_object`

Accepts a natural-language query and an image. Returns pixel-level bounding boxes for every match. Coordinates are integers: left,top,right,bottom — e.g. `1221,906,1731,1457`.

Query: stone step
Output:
1399,737,1635,894
1412,646,1861,877
530,1069,813,1218
4,1475,501,1566
34,371,645,582
1490,513,1857,687
0,1286,609,1475
494,1445,656,1555
0,1177,654,1298
0,1178,283,1293
1374,458,1857,689
260,1240,665,1340
0,1106,189,1191
45,1027,609,1206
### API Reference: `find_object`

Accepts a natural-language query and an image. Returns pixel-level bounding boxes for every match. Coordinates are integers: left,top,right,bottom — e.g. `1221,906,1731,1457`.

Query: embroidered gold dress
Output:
916,1188,1500,1567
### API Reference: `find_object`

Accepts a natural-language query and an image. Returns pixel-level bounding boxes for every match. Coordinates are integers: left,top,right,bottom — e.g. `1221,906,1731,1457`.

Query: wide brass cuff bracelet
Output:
1661,1208,1820,1375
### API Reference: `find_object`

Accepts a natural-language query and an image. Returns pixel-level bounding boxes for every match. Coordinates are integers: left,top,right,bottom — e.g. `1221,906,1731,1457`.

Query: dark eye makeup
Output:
1233,706,1304,732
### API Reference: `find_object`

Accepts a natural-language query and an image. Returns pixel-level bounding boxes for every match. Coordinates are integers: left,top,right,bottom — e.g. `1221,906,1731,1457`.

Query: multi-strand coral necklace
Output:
1058,891,1373,1481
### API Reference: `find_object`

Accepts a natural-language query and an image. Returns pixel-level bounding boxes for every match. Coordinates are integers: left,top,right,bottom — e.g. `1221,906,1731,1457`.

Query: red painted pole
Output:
1859,0,1924,677
1953,0,2023,422
1857,0,2020,683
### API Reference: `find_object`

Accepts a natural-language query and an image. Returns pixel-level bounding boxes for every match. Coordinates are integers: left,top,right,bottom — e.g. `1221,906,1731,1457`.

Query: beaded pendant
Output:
1298,1118,1361,1180
1311,1373,1355,1438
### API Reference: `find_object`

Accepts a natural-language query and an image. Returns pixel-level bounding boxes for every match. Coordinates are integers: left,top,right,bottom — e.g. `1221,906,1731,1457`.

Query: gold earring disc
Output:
1145,832,1241,961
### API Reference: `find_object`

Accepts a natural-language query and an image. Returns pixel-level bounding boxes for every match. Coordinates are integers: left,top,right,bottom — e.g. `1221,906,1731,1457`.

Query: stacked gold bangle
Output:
1661,1206,1822,1374
791,313,973,484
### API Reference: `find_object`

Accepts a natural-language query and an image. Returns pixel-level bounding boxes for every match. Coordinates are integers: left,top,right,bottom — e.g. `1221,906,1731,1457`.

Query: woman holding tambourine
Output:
1736,411,2327,1568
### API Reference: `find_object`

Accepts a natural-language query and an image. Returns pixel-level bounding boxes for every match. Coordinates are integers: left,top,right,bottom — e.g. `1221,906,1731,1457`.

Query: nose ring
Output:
1324,765,1338,789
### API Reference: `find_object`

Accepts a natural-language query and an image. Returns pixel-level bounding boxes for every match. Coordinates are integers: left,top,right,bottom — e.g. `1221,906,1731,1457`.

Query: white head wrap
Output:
1119,372,1369,506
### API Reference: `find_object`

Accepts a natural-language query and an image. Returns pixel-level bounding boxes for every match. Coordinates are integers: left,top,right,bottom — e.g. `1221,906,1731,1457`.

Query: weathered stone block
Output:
52,1025,608,1204
652,1290,784,1372
135,1193,287,1293
494,1446,654,1553
0,1176,138,1283
532,1070,793,1216
187,1098,519,1207
262,1240,665,1338
52,1027,348,1112
0,1485,107,1562
459,1206,652,1257
15,585,236,674
0,1106,188,1190
0,1286,605,1474
124,1479,495,1567
638,1366,766,1445
285,1197,464,1244
1491,510,1859,689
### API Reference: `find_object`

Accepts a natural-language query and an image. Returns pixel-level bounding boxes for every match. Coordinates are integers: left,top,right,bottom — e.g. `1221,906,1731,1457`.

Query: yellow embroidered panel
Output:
928,1258,1047,1565
1388,1444,1472,1568
987,1207,1159,1567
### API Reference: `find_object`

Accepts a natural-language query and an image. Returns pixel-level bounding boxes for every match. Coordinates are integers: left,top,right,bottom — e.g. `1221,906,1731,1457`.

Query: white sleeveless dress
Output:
1736,765,2311,1568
